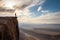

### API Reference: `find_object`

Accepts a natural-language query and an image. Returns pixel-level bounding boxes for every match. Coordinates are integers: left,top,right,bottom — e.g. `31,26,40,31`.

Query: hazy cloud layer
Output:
18,12,60,24
0,0,44,9
0,0,45,13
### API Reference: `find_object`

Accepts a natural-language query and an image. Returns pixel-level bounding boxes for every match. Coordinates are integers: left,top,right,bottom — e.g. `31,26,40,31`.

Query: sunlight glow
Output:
4,1,15,9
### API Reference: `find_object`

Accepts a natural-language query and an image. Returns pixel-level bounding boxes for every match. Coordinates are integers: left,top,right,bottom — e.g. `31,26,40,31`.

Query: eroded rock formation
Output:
0,17,19,40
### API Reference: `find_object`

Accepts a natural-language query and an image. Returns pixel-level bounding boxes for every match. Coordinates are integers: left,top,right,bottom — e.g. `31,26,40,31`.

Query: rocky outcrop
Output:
0,17,19,40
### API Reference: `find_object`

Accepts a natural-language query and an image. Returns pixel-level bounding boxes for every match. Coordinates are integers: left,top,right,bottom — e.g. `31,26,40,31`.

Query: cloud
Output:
37,6,42,12
26,0,45,8
40,12,60,19
1,0,44,9
0,7,15,13
13,0,45,17
15,8,31,17
0,13,15,17
41,10,49,13
0,0,45,14
18,12,60,24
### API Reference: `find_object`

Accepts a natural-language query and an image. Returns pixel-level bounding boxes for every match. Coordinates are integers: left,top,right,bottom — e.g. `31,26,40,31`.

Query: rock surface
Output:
0,17,19,40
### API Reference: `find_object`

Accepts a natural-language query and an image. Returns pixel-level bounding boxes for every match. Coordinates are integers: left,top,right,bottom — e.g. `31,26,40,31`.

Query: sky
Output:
0,0,60,24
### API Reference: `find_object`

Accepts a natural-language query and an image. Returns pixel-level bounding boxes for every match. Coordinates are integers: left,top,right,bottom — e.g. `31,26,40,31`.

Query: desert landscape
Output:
19,24,60,40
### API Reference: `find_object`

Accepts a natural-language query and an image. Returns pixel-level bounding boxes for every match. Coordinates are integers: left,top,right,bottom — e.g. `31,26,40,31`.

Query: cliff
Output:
0,17,19,40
